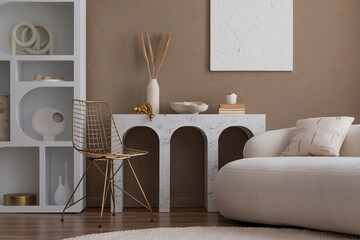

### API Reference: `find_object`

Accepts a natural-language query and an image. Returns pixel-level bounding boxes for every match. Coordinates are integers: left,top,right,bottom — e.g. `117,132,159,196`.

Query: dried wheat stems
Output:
140,32,152,79
140,32,172,80
155,33,172,79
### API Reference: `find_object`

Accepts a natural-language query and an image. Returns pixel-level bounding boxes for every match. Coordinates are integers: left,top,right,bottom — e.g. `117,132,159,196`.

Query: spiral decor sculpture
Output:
10,22,54,55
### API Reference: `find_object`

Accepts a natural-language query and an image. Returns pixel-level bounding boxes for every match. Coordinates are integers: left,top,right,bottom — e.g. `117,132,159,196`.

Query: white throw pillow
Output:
281,117,354,157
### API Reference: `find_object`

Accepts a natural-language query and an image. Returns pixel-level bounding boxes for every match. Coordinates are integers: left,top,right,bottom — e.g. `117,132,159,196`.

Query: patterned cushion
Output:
281,117,354,156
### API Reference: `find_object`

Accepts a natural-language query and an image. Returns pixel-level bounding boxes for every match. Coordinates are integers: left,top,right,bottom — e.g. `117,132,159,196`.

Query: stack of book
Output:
218,104,246,114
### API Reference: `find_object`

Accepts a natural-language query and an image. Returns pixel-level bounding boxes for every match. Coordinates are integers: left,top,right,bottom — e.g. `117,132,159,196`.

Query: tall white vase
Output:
54,161,72,205
147,78,160,114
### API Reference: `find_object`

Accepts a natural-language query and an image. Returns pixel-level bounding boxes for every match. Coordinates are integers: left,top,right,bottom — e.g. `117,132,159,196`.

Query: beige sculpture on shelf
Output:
131,103,155,121
33,74,64,81
10,22,54,55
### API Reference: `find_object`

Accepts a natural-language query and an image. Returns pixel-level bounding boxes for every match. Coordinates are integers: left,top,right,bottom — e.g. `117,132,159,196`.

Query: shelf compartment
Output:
17,87,73,141
0,61,10,95
0,2,74,55
0,61,10,141
45,147,74,206
17,61,74,82
0,147,39,205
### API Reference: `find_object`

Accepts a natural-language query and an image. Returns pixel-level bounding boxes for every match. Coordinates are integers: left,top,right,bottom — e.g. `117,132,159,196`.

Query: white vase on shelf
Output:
54,161,71,205
147,78,159,114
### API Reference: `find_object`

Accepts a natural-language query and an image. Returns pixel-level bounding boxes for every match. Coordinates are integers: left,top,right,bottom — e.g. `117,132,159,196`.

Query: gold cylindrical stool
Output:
4,193,37,206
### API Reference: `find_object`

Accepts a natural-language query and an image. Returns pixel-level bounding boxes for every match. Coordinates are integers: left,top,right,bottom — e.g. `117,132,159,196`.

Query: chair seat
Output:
80,148,148,160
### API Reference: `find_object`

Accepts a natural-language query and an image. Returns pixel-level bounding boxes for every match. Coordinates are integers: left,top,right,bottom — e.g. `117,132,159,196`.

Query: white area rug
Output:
65,226,360,240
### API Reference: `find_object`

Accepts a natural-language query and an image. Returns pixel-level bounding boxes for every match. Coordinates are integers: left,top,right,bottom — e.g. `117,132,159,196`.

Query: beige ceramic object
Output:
170,101,208,114
32,108,66,141
33,74,43,80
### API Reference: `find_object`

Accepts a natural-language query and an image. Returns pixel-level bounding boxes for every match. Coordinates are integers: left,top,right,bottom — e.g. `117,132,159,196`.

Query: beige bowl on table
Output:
170,102,208,114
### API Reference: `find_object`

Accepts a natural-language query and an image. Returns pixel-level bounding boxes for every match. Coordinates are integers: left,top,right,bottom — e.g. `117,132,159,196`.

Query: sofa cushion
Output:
214,157,360,236
281,117,354,157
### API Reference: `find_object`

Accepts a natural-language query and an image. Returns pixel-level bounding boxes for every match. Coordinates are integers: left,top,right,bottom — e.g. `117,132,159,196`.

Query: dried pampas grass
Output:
155,32,172,79
140,32,172,80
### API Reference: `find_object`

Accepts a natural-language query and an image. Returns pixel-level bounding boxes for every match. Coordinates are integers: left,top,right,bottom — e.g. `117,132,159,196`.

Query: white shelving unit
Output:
0,0,86,213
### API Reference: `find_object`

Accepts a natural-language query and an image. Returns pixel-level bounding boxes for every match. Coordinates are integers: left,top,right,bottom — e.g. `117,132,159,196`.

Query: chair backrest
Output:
72,99,125,155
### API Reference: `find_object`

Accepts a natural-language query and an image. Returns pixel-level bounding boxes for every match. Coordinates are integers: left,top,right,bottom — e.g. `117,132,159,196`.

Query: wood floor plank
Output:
0,208,255,240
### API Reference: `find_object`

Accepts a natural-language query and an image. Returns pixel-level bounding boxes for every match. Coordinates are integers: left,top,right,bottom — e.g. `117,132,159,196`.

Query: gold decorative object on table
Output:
61,100,153,228
131,102,154,121
4,193,36,206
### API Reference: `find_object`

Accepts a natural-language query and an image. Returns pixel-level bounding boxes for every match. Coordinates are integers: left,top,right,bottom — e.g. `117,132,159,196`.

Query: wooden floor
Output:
0,208,259,240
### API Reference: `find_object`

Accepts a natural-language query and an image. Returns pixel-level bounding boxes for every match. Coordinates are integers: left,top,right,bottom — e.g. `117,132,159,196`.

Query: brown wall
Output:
86,0,360,207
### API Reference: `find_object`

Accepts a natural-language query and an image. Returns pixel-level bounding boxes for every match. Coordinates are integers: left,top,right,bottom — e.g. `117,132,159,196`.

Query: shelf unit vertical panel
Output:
39,145,46,208
72,0,86,211
10,58,18,144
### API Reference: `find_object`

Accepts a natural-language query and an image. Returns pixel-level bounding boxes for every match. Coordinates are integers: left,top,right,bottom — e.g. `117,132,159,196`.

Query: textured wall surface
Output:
211,0,293,71
86,0,360,207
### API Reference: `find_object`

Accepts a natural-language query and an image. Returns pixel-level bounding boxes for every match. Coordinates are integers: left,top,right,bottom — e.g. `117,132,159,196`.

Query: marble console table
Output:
112,114,266,212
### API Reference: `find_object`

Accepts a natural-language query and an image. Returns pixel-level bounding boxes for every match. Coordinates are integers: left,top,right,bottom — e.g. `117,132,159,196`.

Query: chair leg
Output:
126,159,154,222
61,161,93,221
110,160,116,216
99,160,109,228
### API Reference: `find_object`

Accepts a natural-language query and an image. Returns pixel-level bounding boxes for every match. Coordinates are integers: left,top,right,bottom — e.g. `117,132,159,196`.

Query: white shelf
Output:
0,141,73,148
14,82,75,94
0,2,74,55
0,55,75,61
0,0,86,213
13,55,75,61
0,204,81,213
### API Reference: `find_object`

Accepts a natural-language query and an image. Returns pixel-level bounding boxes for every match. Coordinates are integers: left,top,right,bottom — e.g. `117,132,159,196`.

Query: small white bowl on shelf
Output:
170,102,208,114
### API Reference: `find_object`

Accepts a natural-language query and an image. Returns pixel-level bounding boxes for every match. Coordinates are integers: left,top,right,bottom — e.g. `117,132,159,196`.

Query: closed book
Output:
218,110,246,114
219,108,245,111
219,104,245,109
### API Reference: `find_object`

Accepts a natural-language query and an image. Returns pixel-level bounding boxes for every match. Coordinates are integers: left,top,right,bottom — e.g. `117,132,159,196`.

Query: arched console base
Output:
112,114,265,213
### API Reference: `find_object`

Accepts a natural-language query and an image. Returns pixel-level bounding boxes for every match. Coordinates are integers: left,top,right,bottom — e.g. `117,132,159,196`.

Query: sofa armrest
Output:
340,125,360,157
243,127,294,158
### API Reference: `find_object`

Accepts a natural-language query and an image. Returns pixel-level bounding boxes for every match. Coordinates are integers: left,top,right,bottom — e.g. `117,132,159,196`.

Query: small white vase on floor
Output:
54,161,72,205
147,78,159,114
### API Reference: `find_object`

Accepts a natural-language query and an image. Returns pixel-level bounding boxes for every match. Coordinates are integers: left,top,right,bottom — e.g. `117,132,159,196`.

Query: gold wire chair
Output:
61,99,153,227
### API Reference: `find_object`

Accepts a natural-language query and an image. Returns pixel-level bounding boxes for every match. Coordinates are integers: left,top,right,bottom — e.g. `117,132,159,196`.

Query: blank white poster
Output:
211,0,293,71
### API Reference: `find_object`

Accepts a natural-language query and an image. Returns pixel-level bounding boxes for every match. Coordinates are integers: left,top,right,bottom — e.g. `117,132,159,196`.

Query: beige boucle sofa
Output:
214,125,360,236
